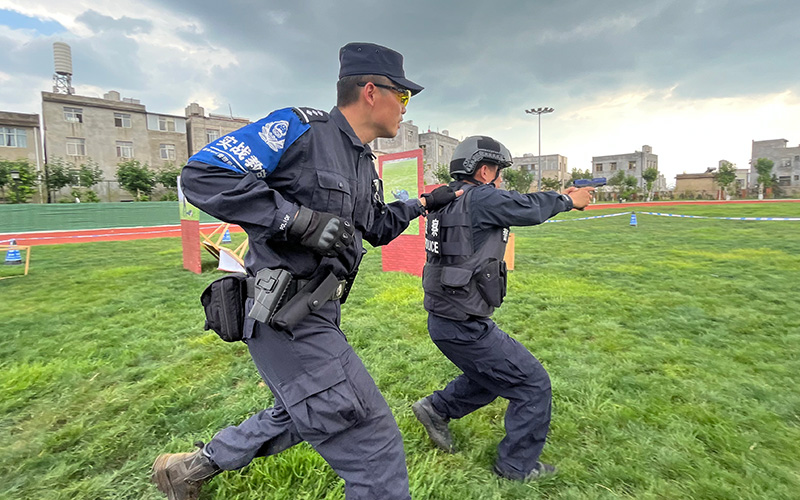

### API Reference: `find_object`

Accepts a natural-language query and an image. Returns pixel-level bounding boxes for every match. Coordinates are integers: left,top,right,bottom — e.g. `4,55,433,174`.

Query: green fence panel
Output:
0,203,218,233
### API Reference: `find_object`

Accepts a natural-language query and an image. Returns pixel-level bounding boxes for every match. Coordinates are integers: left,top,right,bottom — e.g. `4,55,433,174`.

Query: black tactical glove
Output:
288,206,354,257
420,185,457,212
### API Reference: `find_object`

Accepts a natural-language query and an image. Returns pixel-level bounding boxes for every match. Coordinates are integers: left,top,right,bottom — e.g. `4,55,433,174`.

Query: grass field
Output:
1,202,799,500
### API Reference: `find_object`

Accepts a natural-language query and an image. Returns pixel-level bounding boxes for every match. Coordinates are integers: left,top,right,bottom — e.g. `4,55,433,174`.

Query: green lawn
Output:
2,203,799,500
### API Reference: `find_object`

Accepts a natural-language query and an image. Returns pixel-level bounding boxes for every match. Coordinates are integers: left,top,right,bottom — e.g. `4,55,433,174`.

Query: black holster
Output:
271,271,342,331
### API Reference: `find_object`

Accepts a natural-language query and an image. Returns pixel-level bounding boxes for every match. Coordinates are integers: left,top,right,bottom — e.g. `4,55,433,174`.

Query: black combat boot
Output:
493,461,557,481
412,396,455,453
151,441,221,500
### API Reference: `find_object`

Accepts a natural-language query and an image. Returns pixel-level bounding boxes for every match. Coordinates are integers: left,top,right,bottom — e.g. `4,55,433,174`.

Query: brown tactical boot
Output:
151,441,221,500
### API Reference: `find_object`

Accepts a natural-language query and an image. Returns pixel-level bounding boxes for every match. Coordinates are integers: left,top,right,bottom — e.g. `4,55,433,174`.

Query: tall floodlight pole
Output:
525,107,554,191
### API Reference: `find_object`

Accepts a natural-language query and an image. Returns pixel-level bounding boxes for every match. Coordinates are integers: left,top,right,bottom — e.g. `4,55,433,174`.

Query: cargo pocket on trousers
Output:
474,337,529,387
280,359,367,440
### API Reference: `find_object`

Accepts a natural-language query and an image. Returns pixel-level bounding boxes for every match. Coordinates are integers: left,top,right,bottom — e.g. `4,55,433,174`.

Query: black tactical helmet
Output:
449,135,513,178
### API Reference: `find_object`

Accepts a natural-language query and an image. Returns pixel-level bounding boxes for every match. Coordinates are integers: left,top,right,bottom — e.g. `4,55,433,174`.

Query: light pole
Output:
525,107,554,191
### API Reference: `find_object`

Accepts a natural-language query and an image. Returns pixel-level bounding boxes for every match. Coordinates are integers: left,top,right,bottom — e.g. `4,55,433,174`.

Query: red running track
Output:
1,199,797,246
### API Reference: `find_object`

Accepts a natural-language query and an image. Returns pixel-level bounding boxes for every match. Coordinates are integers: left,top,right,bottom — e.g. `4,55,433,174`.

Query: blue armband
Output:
188,107,310,178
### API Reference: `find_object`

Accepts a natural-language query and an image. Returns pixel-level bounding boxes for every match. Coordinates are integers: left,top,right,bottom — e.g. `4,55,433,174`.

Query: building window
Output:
407,129,414,141
778,176,791,186
595,163,603,172
158,116,176,132
206,129,221,143
628,161,636,170
0,127,27,148
160,143,176,161
420,144,427,154
795,175,799,181
439,145,444,156
610,162,617,171
116,141,134,158
114,113,132,128
64,107,83,123
66,137,86,156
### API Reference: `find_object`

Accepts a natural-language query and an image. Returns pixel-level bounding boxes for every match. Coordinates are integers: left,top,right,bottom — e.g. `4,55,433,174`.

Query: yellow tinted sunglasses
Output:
358,82,411,106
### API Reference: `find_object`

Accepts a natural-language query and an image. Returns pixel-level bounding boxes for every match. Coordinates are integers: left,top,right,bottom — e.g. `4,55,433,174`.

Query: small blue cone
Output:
221,229,232,243
4,239,22,265
630,212,638,227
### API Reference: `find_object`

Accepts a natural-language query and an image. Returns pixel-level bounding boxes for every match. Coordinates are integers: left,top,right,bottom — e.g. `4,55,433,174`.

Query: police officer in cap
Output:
412,136,594,481
151,42,454,500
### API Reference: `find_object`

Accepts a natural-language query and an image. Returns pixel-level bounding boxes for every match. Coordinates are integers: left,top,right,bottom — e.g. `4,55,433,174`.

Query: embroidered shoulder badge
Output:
292,107,328,124
259,120,289,152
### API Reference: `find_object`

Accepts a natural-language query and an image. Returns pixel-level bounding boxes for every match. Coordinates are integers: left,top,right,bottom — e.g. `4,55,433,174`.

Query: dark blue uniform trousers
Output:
205,301,410,500
427,313,552,480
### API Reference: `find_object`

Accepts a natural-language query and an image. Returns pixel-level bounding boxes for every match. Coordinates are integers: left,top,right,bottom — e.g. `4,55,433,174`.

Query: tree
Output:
754,158,774,200
621,175,639,201
0,159,37,204
502,168,535,193
78,160,103,188
642,167,659,201
155,162,183,201
569,168,592,183
116,160,156,201
432,163,452,185
607,170,626,199
713,161,737,200
541,177,562,191
45,157,79,202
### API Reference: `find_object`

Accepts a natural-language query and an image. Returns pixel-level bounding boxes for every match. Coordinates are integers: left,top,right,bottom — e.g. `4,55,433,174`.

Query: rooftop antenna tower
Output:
52,42,75,94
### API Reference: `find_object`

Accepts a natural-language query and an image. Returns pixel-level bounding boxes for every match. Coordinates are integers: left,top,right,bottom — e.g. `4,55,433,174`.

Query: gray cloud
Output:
75,10,152,35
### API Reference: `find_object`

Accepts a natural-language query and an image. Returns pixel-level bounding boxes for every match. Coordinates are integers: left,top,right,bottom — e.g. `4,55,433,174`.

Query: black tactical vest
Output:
422,184,509,321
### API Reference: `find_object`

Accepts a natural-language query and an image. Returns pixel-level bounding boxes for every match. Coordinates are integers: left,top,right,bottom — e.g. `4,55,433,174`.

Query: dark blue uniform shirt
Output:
181,106,425,279
453,181,572,249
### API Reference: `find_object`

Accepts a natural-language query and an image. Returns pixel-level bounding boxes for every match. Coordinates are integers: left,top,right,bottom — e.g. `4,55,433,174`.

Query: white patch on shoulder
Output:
259,120,289,152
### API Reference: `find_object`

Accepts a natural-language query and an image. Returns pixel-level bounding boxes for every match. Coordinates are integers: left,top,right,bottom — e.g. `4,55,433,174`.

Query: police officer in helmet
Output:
151,42,455,500
412,135,594,481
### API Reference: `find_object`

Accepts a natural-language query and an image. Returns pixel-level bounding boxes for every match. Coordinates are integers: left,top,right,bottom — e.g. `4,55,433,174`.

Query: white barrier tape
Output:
545,212,632,223
639,212,800,221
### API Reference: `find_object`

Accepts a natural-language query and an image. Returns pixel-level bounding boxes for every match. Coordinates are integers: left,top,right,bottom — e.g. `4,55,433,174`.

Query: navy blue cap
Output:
338,42,423,96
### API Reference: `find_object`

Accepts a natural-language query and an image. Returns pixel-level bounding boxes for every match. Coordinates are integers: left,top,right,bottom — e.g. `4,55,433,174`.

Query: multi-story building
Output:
0,111,45,202
592,145,660,190
419,129,458,185
751,139,800,194
511,153,568,191
370,120,419,156
184,102,251,155
41,90,189,200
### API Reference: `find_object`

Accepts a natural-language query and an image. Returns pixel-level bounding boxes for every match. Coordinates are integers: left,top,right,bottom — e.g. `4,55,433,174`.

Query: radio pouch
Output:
200,273,248,342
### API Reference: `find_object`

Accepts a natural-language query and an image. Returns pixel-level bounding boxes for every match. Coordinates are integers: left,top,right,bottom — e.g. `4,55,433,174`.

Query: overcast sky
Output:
1,0,798,185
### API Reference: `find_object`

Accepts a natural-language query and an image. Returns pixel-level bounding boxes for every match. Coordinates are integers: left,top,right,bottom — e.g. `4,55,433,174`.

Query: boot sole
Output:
151,454,179,500
412,401,455,453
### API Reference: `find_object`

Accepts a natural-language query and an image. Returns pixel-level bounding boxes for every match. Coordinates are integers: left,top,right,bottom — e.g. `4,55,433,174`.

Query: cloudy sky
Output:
1,0,798,185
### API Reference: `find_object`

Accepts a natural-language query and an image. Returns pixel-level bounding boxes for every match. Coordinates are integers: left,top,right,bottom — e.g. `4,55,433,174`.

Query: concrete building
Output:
41,90,189,200
511,153,569,191
674,173,719,198
419,129,458,185
592,145,661,190
185,102,251,155
751,139,800,194
0,111,45,202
